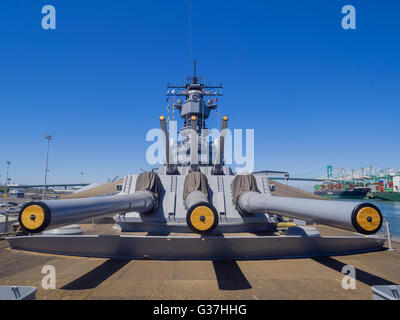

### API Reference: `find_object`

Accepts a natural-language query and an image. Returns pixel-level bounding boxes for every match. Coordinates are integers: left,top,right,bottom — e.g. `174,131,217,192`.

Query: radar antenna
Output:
193,59,197,83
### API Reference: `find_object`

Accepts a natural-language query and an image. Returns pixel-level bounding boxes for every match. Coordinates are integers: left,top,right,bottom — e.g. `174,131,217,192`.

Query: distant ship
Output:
314,174,400,202
315,187,370,200
313,165,400,202
368,192,400,202
368,176,400,201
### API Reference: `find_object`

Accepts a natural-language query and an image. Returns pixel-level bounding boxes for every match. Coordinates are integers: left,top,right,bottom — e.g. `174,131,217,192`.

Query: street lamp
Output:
43,134,52,200
5,161,11,196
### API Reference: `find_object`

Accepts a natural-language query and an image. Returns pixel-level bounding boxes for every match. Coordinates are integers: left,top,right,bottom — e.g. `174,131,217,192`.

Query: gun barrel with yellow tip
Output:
18,191,155,233
238,192,383,235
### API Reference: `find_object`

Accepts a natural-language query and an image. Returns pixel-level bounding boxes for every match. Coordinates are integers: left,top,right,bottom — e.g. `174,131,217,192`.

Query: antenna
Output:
193,59,197,83
188,0,193,68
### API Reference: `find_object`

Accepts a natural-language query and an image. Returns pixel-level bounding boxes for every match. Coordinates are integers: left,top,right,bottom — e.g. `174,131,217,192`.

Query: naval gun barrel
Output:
160,115,177,175
190,115,199,172
238,192,383,235
212,116,228,175
18,191,156,234
185,190,208,210
184,172,219,234
185,190,219,234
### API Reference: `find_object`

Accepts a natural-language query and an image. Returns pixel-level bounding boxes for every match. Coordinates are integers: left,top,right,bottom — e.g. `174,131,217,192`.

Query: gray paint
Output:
0,286,37,300
6,234,385,260
238,191,370,233
40,190,155,230
114,172,276,233
185,190,208,209
43,224,83,235
372,285,400,300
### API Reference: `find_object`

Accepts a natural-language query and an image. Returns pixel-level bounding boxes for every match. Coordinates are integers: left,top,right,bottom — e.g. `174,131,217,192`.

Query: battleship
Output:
1,63,399,300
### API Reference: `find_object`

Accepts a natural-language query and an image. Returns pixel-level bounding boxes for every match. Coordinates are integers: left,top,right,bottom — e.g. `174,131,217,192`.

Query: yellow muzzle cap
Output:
186,203,218,234
352,204,382,235
18,202,50,233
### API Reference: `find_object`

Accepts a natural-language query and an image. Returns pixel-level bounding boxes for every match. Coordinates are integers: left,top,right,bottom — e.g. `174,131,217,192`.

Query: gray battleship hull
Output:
6,234,385,260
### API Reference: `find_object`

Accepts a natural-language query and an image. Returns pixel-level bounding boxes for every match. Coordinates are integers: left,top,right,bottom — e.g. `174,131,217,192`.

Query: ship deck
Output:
0,221,399,300
1,181,399,300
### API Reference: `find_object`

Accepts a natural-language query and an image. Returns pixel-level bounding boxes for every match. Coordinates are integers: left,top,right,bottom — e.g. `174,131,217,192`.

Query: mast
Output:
193,60,197,83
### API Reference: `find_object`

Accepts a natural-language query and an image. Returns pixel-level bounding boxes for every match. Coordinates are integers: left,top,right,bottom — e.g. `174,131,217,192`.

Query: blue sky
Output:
1,0,399,185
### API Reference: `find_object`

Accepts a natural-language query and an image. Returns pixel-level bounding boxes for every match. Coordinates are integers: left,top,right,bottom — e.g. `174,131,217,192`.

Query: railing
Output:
377,216,400,249
0,208,19,236
0,212,9,234
0,211,18,235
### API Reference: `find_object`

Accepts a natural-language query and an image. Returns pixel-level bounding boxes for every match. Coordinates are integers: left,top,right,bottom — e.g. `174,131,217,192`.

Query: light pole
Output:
43,134,52,200
80,172,84,185
5,161,11,196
